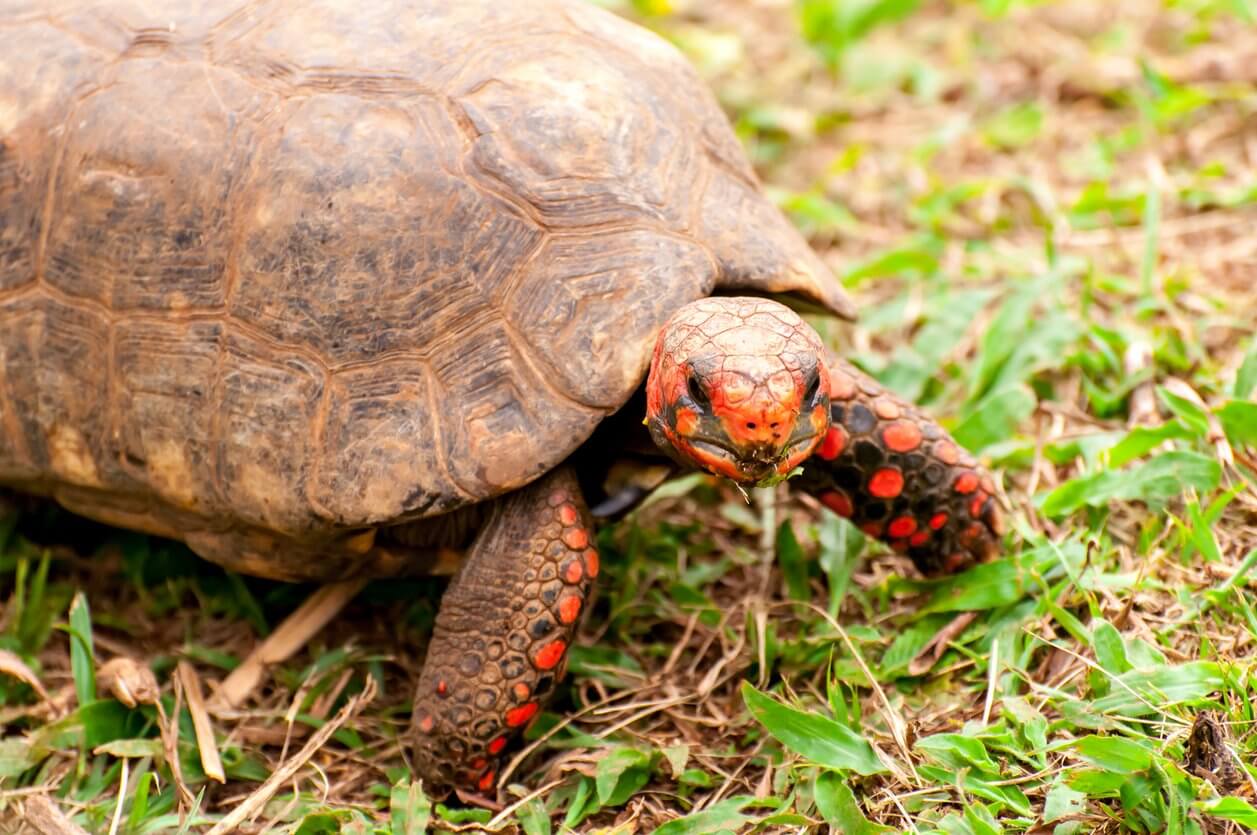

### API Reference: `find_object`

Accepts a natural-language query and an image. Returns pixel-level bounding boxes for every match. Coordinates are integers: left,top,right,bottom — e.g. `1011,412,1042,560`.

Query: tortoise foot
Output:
410,468,597,793
799,360,1005,575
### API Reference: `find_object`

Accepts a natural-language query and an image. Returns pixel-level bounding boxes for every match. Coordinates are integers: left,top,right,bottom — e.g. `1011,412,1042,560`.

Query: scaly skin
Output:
412,468,596,793
794,360,1003,574
646,297,1003,575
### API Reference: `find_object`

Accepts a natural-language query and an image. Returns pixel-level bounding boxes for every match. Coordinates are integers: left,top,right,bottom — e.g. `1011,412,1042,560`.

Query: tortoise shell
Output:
0,0,853,576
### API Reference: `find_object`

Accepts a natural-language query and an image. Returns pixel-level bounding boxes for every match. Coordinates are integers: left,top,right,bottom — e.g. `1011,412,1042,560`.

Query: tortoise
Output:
0,0,1004,794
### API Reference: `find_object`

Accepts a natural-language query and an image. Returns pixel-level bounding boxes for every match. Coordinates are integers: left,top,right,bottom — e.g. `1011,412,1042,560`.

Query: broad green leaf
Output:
1072,735,1154,773
798,0,923,65
915,733,1000,773
661,743,690,777
741,683,886,775
756,810,808,827
434,804,491,825
1046,598,1090,646
1123,637,1167,670
813,772,893,833
28,698,138,755
1089,661,1225,716
996,310,1079,392
294,811,367,835
1200,796,1257,826
841,238,941,288
635,472,709,514
782,190,858,236
1067,768,1127,796
921,543,1079,614
1107,422,1194,468
982,101,1044,149
0,738,37,778
391,778,431,835
932,812,970,834
1070,181,1145,229
595,746,653,806
918,765,1032,814
1003,698,1048,762
561,777,596,831
963,801,1003,835
951,384,1036,451
1183,497,1224,564
1218,400,1257,449
1044,779,1086,822
516,799,551,835
1091,621,1132,676
678,768,714,787
654,796,762,835
93,737,162,759
1039,451,1221,517
1157,387,1211,438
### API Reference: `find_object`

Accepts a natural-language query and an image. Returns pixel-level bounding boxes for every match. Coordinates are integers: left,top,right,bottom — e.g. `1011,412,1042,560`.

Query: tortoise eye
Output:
686,372,710,410
803,369,822,403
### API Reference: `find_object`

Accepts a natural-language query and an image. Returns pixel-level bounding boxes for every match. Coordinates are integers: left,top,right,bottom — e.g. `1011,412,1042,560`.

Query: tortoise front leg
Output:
796,359,1005,575
411,468,597,794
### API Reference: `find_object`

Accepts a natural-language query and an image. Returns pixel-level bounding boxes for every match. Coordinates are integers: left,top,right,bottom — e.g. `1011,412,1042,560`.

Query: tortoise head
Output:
646,297,831,486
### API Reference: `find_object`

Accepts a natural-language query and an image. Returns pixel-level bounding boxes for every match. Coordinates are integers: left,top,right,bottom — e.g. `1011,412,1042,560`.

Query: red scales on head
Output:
645,298,832,486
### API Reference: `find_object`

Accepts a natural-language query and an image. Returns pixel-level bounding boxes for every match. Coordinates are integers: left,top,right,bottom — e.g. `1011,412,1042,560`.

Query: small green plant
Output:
797,0,922,67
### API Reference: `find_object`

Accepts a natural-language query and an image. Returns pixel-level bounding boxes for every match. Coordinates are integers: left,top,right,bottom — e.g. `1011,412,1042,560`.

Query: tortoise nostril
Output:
746,422,757,429
769,422,780,429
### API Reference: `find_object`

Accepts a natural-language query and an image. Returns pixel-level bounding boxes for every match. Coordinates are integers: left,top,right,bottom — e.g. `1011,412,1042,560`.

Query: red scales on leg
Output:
798,360,1004,575
410,469,597,793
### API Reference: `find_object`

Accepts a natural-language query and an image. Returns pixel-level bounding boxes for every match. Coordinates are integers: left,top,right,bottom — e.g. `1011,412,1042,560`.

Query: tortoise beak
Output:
731,403,830,486
733,442,781,483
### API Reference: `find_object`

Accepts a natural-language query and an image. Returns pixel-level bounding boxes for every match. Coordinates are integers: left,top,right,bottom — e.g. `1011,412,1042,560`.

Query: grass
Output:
3,0,1257,832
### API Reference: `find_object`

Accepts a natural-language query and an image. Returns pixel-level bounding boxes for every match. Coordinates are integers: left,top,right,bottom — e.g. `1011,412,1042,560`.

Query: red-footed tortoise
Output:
0,0,1004,794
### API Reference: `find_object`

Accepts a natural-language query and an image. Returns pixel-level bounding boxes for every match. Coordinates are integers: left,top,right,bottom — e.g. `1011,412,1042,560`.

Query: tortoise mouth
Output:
689,433,820,486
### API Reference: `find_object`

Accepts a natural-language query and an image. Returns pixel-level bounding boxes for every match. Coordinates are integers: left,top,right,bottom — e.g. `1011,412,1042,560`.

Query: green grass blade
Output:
1039,451,1222,517
68,591,96,706
1071,735,1155,773
390,778,431,835
813,772,893,833
1235,339,1257,399
654,796,761,835
741,682,886,775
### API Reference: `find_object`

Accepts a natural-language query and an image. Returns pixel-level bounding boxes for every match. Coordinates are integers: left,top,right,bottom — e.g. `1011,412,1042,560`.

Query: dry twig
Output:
209,579,368,711
21,796,89,835
204,676,377,835
177,661,226,784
